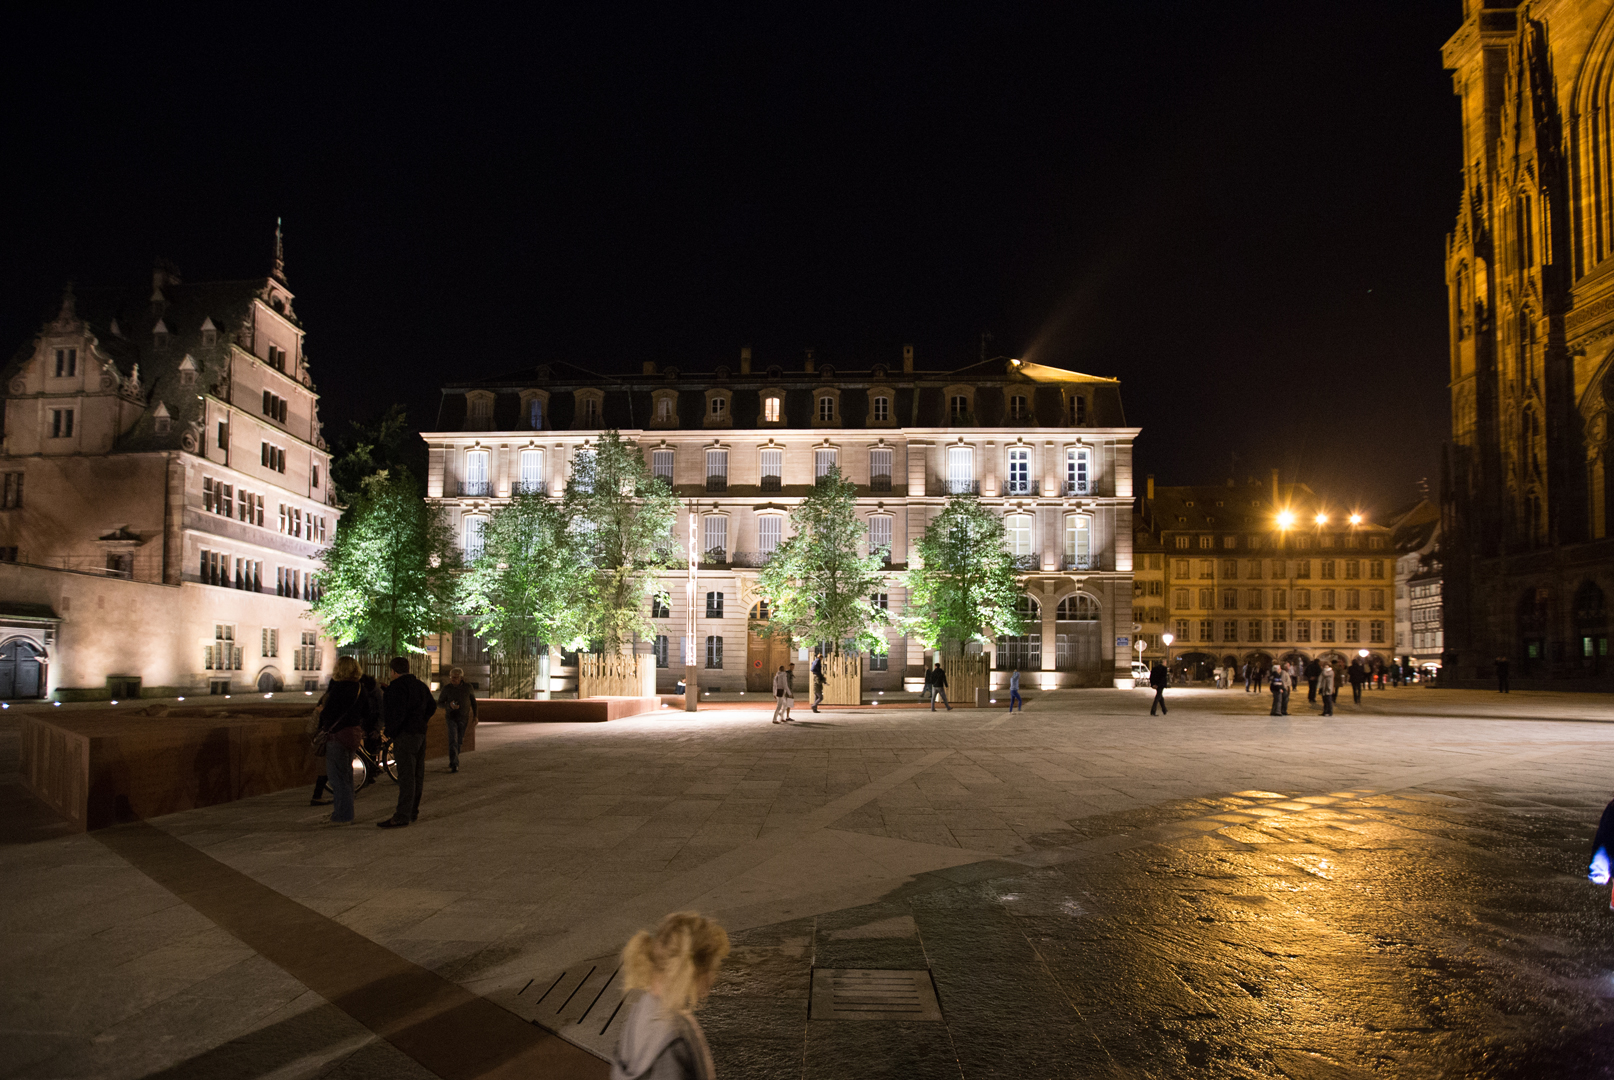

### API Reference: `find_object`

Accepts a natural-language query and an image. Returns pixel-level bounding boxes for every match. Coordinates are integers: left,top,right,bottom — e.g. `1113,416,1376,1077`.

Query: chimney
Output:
1271,468,1281,507
1146,474,1154,501
902,344,914,373
643,361,657,376
804,347,815,374
740,346,752,375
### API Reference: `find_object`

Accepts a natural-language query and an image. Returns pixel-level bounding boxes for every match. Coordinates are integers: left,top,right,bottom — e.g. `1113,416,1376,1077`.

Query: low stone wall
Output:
18,702,464,830
478,696,662,723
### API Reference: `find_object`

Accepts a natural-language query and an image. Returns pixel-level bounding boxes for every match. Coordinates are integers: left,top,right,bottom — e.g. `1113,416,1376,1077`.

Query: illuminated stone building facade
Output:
1442,1,1614,682
1134,479,1395,679
424,349,1138,694
0,236,337,699
1390,499,1443,672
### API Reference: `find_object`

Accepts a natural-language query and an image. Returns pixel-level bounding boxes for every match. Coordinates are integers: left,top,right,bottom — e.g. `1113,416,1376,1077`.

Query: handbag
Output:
311,731,330,756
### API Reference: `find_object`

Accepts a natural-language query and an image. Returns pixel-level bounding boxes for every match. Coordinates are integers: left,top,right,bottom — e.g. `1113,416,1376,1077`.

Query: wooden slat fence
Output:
579,653,656,698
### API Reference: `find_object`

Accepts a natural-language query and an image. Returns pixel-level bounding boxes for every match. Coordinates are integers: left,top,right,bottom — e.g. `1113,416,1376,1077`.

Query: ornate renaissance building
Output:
1442,0,1614,682
0,233,337,698
424,348,1138,695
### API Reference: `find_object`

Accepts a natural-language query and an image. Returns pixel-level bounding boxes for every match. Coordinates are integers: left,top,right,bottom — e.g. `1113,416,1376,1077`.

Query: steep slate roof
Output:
435,355,1129,431
3,268,308,455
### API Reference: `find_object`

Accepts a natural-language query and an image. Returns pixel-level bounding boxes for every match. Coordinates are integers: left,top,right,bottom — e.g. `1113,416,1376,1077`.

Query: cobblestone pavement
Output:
5,687,1614,1078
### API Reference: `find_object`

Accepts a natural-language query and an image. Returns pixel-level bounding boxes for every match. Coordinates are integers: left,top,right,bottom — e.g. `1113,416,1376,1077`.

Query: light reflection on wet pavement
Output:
698,720,1614,1077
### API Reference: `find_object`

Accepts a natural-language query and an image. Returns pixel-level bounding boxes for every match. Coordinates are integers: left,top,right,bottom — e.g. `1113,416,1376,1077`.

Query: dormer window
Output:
710,397,726,417
178,355,198,386
152,320,170,349
657,398,674,421
764,395,781,423
703,389,733,427
1067,394,1086,425
54,348,77,377
528,398,543,429
873,396,889,422
1009,394,1028,421
200,318,217,347
818,396,835,422
950,395,968,421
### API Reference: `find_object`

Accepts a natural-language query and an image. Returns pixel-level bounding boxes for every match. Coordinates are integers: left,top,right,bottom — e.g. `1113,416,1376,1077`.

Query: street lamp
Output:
1276,510,1295,530
1349,513,1363,526
1161,631,1175,677
1314,512,1328,525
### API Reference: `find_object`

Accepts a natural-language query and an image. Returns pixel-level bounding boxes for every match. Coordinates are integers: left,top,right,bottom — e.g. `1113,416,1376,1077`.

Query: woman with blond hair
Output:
611,911,729,1080
316,656,371,825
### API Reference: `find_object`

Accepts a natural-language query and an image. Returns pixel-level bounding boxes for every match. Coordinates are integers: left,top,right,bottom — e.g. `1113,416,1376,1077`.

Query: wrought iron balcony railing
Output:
1010,554,1040,572
1063,480,1091,497
455,480,493,497
512,481,546,496
705,476,729,493
760,474,782,492
1002,479,1040,496
729,550,775,568
1063,554,1098,571
940,479,980,495
869,475,892,493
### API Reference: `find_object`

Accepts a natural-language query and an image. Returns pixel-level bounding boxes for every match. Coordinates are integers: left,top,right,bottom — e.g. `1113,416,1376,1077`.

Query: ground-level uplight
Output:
263,693,272,699
110,700,118,705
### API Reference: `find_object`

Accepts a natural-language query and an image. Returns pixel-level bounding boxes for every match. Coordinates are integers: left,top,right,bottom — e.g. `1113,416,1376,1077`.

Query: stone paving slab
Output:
4,687,1614,1077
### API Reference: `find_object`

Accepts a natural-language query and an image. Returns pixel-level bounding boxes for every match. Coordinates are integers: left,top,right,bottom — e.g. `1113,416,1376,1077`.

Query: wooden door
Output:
747,625,790,691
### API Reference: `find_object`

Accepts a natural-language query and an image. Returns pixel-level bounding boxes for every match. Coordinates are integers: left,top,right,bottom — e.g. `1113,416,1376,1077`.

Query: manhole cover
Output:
810,969,942,1021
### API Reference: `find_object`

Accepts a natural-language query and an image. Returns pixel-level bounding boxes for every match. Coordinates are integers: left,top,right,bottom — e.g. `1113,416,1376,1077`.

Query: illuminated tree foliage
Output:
458,492,590,656
905,493,1026,653
564,430,680,655
312,470,460,656
755,467,888,654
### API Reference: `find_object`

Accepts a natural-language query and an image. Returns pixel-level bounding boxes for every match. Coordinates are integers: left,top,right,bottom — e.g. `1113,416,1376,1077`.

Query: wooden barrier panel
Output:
821,653,862,705
941,653,990,705
578,654,655,698
478,696,662,723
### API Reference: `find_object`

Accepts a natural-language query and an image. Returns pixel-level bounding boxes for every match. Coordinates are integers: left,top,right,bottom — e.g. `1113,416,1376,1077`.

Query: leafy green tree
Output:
312,470,460,657
459,492,590,655
329,403,426,499
905,493,1026,654
564,431,680,655
755,467,889,654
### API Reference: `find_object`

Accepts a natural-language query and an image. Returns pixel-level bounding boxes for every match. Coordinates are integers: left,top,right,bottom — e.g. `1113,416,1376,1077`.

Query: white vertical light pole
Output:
686,500,699,711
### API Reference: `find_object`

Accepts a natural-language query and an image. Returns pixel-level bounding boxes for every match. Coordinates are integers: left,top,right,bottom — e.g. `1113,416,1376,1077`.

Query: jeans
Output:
1151,687,1167,715
392,731,426,822
1352,683,1363,704
446,713,467,770
325,739,355,822
1322,692,1334,716
1009,689,1023,712
1270,686,1283,715
1307,677,1318,703
931,687,950,710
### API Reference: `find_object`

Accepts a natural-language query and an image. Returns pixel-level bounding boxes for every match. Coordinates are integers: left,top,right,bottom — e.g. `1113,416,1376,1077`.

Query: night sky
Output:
3,3,1460,517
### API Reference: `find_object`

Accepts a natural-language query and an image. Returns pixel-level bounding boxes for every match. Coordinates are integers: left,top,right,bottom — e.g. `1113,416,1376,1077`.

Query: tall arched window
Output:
463,450,490,496
1005,513,1035,569
1005,447,1032,494
1064,514,1091,570
1055,594,1100,670
464,517,486,560
517,448,543,494
1065,447,1090,495
997,595,1041,670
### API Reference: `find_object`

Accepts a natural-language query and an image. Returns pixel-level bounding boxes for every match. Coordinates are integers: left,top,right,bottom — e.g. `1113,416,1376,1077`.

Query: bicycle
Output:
352,734,398,792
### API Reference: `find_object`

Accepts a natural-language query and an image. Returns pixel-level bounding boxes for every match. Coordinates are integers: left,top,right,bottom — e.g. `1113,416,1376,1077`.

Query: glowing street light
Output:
1276,510,1295,529
1314,512,1328,525
1348,513,1363,526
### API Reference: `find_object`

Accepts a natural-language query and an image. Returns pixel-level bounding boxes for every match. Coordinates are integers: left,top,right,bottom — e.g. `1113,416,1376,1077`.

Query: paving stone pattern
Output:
4,688,1614,1078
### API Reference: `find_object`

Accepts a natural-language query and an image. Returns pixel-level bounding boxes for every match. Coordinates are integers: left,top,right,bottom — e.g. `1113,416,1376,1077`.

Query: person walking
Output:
611,911,729,1080
1148,659,1169,715
1008,668,1023,713
771,665,793,724
785,661,797,713
1268,663,1286,716
437,666,477,773
1348,658,1367,705
1319,661,1336,716
1495,655,1510,693
1242,662,1252,692
316,656,370,825
1283,661,1295,715
930,662,951,711
1304,657,1322,704
379,656,435,829
921,663,935,705
810,651,825,713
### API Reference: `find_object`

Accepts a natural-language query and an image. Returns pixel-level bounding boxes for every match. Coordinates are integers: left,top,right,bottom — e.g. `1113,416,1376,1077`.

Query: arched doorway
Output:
1054,594,1101,684
0,638,45,699
997,596,1042,671
1176,651,1217,683
1575,581,1608,674
746,601,791,692
256,668,283,693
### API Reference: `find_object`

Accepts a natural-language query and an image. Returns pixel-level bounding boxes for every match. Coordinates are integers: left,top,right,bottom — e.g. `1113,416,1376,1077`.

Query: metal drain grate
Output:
810,968,942,1021
513,956,634,1058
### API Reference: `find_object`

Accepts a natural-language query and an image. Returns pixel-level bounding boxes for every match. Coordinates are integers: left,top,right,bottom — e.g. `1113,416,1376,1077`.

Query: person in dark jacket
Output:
1348,659,1367,704
318,656,370,825
1268,664,1286,716
358,673,385,788
1148,661,1169,715
929,662,951,711
1304,657,1322,704
379,657,436,828
437,667,477,773
811,651,825,713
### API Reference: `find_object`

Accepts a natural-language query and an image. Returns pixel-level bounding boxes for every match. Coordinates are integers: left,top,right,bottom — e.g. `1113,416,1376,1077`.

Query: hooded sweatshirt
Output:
610,991,716,1080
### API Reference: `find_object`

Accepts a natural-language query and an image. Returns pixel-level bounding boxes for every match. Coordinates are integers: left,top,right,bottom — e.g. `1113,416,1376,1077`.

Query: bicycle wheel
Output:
378,739,398,782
